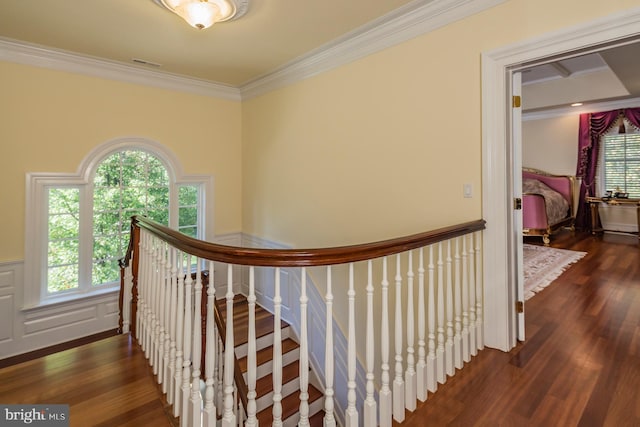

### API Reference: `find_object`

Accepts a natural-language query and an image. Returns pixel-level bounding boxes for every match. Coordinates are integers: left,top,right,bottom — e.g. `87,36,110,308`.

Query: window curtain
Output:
575,107,640,229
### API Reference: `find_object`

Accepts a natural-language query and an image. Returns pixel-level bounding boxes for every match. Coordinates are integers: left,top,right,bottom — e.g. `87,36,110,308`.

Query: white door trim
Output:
481,7,640,351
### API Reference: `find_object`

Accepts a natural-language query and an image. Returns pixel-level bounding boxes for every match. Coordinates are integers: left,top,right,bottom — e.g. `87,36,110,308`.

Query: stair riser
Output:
282,397,325,427
235,325,291,359
243,347,300,382
255,376,301,412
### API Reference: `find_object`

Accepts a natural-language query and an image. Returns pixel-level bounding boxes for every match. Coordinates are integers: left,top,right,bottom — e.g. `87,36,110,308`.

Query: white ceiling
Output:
521,42,640,112
0,0,420,87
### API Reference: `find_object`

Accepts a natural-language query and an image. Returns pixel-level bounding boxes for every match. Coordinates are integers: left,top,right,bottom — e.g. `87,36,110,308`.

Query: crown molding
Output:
239,0,505,99
0,0,504,101
0,37,241,101
522,97,640,122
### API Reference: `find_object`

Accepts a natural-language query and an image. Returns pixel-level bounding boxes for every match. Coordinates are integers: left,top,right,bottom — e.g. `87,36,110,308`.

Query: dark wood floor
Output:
400,230,640,426
0,334,172,427
1,230,638,426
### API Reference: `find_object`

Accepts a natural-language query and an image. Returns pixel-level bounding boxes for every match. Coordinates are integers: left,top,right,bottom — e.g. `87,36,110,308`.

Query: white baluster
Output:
462,236,471,363
142,232,151,356
299,267,310,427
163,242,172,392
364,260,377,426
191,260,203,427
454,237,463,370
416,248,427,402
136,232,145,347
445,240,454,377
203,261,217,427
222,264,237,427
168,246,178,405
137,231,146,350
393,254,405,422
475,232,484,350
157,241,167,384
216,333,224,414
246,267,258,427
324,266,336,427
181,255,193,427
436,242,446,384
427,245,437,393
405,251,416,411
466,234,476,356
272,267,283,427
379,257,392,427
345,263,358,427
173,251,185,417
153,237,162,377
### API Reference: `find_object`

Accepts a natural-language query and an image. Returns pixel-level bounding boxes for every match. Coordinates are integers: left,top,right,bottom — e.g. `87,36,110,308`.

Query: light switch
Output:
464,183,473,198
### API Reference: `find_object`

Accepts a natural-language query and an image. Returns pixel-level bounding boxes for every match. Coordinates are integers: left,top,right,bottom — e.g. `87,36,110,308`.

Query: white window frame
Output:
597,120,640,198
24,137,213,309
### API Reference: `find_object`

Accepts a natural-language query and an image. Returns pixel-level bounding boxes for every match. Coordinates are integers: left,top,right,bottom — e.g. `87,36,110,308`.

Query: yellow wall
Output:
0,62,242,262
240,0,638,354
242,0,637,248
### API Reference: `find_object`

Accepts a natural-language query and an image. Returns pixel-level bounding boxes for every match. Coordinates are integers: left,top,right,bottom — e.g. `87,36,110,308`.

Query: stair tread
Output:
216,296,288,346
238,338,299,372
255,360,301,398
255,383,323,426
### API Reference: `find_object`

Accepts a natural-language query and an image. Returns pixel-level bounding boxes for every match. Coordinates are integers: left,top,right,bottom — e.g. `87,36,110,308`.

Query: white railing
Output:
119,216,485,426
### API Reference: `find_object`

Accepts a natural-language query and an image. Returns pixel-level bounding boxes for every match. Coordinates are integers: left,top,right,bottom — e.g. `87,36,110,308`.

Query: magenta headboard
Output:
522,169,573,205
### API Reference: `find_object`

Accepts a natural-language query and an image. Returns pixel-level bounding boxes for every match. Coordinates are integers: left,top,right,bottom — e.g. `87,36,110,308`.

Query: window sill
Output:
22,286,120,314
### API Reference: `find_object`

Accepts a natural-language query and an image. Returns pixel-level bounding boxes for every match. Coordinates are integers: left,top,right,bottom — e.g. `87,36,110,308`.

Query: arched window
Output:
25,138,210,307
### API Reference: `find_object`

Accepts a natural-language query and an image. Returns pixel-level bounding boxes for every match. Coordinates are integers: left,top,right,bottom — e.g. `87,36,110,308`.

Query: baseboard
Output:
0,329,118,369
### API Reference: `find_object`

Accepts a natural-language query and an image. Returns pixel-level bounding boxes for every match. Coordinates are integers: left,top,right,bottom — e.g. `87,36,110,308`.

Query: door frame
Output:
481,7,640,351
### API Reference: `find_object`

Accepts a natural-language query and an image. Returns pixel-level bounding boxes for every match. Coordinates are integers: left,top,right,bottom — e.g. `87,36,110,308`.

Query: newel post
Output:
119,220,141,338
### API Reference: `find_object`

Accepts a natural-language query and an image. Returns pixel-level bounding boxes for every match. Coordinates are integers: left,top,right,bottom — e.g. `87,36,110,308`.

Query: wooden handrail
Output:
128,215,485,267
119,215,486,420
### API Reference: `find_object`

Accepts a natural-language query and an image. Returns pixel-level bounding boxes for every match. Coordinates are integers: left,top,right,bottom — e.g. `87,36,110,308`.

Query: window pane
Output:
179,206,198,227
178,185,199,237
147,208,169,225
48,214,79,240
92,259,120,286
179,186,198,206
148,187,169,206
93,187,120,212
179,226,198,238
148,156,169,186
603,133,640,198
93,211,121,236
47,265,79,293
47,187,80,295
48,239,79,266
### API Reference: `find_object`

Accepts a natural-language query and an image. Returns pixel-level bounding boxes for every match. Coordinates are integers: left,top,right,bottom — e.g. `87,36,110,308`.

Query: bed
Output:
522,168,576,245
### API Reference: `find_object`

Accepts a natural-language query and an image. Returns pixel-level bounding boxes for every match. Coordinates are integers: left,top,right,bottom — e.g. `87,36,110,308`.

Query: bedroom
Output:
521,41,640,242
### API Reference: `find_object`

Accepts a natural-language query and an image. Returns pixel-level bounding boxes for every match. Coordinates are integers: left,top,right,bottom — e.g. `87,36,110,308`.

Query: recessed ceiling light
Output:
571,102,583,107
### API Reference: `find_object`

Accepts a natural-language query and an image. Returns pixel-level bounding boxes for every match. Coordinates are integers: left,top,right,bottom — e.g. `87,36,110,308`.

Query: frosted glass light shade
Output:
158,0,237,29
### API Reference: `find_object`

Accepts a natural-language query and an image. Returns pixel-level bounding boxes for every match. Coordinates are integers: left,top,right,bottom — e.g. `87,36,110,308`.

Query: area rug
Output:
523,244,586,300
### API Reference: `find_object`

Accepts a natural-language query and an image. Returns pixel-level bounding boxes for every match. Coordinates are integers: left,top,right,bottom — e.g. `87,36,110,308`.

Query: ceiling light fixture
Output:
154,0,249,30
571,102,583,107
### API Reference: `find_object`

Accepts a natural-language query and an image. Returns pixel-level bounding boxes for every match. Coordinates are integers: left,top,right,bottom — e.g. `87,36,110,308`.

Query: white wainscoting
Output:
0,260,119,360
0,233,244,361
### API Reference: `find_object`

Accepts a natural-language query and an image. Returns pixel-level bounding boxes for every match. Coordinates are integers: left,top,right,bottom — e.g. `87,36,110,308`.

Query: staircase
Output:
216,295,325,426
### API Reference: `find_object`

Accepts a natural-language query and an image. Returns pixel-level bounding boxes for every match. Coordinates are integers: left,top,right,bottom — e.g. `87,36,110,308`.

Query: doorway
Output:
481,9,640,352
